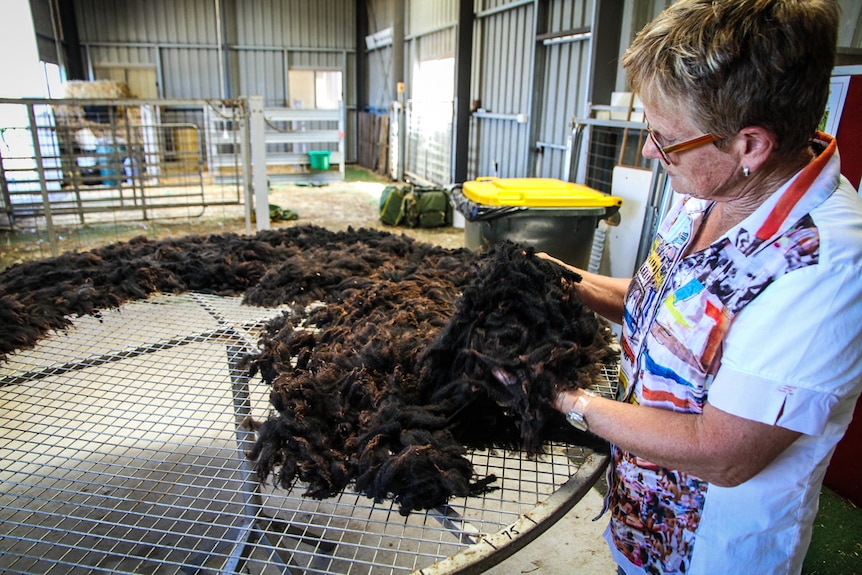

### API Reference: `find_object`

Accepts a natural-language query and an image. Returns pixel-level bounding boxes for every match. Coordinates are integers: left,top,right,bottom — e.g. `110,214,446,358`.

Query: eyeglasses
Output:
645,120,718,165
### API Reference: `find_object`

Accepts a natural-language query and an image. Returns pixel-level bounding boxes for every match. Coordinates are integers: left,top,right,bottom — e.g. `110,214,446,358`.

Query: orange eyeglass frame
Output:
645,121,717,164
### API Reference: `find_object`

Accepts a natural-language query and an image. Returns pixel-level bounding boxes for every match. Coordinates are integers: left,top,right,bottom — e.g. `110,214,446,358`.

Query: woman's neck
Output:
687,148,814,254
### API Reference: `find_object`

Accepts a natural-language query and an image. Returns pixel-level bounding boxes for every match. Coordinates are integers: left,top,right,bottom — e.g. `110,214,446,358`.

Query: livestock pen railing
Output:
0,96,347,262
0,98,250,225
0,97,254,260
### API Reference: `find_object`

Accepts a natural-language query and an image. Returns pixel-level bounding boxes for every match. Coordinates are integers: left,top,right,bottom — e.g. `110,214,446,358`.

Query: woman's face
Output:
642,103,742,203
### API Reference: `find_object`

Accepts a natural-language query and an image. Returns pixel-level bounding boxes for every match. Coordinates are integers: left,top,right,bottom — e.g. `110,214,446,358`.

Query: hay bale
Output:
62,80,135,99
54,81,141,142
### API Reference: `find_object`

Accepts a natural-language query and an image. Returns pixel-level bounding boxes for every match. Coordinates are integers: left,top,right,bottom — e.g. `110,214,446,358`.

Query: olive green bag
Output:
379,185,410,226
403,187,452,228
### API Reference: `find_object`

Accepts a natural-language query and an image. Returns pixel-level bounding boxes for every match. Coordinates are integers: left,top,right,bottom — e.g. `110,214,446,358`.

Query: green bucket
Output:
308,150,331,170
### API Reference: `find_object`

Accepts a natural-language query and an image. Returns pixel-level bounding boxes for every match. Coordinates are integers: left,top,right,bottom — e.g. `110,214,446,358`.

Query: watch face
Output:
566,411,588,432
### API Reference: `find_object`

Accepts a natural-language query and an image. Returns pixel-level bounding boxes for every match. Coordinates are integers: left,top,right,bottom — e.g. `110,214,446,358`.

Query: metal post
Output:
27,103,58,257
248,95,269,231
239,101,253,234
452,0,473,184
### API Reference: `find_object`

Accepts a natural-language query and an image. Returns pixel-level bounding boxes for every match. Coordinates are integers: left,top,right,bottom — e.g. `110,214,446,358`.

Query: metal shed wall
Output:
57,0,862,183
75,0,356,98
363,1,459,109
363,0,606,183
403,1,458,184
72,0,357,157
469,0,537,179
364,0,396,113
530,0,593,180
407,0,458,60
364,47,394,113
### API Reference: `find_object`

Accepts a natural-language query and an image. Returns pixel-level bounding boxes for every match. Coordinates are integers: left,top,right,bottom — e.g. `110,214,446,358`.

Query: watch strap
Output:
565,388,598,432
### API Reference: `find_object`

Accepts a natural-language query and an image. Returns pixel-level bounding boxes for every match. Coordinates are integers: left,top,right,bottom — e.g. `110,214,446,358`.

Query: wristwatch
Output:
565,388,599,432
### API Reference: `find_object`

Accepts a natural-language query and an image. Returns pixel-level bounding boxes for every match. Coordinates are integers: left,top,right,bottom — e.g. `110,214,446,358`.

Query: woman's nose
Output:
642,133,661,162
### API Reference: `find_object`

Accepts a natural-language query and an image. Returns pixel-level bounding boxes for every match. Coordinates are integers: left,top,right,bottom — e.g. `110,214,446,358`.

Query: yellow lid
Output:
462,177,622,208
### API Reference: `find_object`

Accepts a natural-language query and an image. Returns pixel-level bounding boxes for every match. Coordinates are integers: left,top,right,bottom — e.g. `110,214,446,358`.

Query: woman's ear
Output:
736,125,778,172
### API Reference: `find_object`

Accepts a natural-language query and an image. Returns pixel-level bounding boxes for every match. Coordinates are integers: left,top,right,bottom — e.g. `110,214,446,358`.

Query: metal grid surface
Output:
0,293,611,575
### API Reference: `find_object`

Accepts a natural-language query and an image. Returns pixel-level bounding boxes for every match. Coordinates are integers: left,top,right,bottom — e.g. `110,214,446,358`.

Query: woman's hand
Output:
535,253,631,324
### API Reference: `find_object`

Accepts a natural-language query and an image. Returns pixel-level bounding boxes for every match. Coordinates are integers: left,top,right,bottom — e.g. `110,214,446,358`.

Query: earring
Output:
743,166,750,177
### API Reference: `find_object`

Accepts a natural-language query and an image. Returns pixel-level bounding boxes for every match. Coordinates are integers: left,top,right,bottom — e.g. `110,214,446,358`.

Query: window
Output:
288,70,342,109
93,66,158,99
412,58,454,104
41,62,63,98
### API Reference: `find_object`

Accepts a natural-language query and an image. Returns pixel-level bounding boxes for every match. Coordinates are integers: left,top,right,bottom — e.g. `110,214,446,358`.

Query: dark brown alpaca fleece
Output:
0,225,615,514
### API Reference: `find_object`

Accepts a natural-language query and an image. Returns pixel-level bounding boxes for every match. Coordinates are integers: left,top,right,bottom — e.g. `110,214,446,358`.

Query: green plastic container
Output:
308,150,331,170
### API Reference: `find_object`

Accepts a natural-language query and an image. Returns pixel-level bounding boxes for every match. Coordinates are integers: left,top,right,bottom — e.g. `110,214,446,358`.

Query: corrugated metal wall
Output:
402,1,458,184
73,0,357,157
365,0,396,113
530,0,593,179
75,0,355,96
64,0,862,183
407,0,457,60
469,0,535,179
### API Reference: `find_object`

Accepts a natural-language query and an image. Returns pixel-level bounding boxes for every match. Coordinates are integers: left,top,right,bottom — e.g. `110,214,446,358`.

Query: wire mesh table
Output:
0,293,612,575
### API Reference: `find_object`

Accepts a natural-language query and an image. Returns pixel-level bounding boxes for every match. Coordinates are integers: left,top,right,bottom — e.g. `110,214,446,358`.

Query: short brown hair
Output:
622,0,839,157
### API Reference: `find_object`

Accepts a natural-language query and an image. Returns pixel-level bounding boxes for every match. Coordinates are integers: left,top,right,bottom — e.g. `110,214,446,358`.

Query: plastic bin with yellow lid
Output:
454,177,623,268
462,177,622,209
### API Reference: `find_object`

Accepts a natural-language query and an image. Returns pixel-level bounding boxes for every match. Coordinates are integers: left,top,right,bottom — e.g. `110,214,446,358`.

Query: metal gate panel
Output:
0,98,245,255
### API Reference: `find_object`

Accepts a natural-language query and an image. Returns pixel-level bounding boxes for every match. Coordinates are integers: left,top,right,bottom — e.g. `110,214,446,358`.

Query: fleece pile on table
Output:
0,225,615,514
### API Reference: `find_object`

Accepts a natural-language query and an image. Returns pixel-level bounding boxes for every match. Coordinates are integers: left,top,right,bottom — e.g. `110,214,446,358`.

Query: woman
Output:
546,1,862,573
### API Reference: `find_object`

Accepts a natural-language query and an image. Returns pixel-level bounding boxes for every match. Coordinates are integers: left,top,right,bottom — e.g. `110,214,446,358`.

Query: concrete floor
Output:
485,487,616,574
